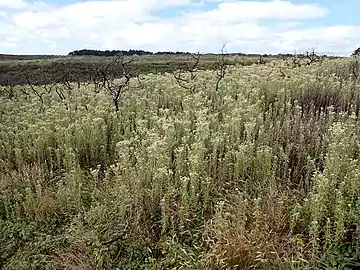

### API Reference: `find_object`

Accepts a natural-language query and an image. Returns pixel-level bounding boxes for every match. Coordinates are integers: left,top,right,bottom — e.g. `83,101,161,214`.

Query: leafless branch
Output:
214,43,228,92
257,55,265,65
174,51,201,91
2,84,15,100
23,72,44,103
287,49,323,68
87,53,141,113
303,49,323,66
349,56,359,80
279,67,286,78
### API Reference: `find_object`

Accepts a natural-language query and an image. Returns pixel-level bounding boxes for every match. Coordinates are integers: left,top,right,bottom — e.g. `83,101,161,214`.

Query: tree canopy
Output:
352,47,360,56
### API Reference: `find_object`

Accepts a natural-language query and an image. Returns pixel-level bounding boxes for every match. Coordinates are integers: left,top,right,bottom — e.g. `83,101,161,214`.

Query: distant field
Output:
0,53,279,86
0,54,63,61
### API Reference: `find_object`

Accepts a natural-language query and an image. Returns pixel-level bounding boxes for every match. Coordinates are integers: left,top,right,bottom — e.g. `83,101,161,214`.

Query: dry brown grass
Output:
205,190,295,269
49,240,96,270
0,163,61,222
23,187,60,223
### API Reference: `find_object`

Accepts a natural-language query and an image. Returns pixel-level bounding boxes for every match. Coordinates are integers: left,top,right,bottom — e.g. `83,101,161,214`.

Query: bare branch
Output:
86,54,138,113
258,55,265,65
2,85,15,100
174,51,201,91
349,56,359,80
23,72,44,103
214,43,228,92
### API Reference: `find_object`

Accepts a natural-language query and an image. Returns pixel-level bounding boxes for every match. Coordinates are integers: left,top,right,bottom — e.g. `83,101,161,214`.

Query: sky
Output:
0,0,359,55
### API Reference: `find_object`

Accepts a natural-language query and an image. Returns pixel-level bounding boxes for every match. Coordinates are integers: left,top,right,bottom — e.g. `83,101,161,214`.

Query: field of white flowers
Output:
1,58,360,269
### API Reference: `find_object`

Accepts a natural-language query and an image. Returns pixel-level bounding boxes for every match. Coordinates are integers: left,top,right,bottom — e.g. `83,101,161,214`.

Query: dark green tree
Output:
352,47,360,56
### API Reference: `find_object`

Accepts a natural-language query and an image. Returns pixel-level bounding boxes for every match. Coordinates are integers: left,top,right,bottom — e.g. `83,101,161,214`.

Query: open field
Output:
0,54,284,86
1,56,360,269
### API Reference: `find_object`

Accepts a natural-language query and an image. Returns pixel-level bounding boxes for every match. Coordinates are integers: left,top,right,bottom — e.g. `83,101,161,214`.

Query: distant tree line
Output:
68,49,337,59
68,49,275,57
68,49,192,57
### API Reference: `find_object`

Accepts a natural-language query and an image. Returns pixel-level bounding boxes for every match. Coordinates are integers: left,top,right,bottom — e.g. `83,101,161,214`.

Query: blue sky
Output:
0,0,359,55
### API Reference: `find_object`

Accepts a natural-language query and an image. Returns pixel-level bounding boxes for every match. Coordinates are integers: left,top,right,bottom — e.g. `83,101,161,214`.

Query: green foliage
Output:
324,244,360,269
0,220,66,270
1,57,360,269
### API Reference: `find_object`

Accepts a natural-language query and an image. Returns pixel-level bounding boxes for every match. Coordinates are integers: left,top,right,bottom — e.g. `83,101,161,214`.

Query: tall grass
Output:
1,57,360,269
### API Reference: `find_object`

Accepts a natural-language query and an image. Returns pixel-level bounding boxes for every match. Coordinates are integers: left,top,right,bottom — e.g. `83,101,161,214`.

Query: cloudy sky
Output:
0,0,359,55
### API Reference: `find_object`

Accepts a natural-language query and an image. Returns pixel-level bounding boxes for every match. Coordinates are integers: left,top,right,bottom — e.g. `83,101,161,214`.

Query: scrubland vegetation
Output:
1,55,360,269
0,53,281,86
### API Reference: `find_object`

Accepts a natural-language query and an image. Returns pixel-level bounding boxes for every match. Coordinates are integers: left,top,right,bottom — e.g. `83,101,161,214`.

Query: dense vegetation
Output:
1,56,360,269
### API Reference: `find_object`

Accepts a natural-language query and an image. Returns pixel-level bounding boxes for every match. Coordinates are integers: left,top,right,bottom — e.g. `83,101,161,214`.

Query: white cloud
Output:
11,0,198,36
0,0,358,56
272,26,360,55
0,0,28,9
5,37,20,42
0,41,16,47
277,26,360,42
187,0,329,23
